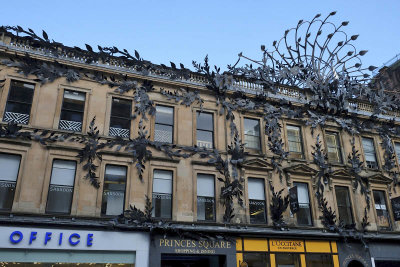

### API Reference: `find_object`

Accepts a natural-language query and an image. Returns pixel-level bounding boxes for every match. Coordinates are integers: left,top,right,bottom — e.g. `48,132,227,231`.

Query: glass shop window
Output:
306,253,334,267
46,160,76,214
335,186,354,225
325,131,343,163
244,118,261,150
293,182,312,226
248,178,267,224
101,165,127,216
3,80,35,125
0,154,21,211
154,105,174,143
152,169,172,219
196,112,214,149
373,190,391,229
275,253,301,267
362,137,378,169
243,252,270,267
59,90,86,132
287,125,304,158
197,174,215,221
109,98,132,138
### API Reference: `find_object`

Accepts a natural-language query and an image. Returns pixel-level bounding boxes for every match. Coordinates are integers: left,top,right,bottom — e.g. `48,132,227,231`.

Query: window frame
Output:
285,123,305,159
151,168,173,220
334,185,355,226
45,159,77,215
196,173,216,222
361,136,379,170
0,152,22,212
292,181,313,226
101,164,128,217
108,97,132,138
324,130,343,164
247,177,267,224
243,116,262,152
58,90,86,132
153,104,175,144
195,111,215,149
372,189,392,230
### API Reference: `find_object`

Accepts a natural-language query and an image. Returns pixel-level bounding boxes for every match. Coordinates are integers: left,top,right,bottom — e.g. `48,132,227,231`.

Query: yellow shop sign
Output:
269,239,304,252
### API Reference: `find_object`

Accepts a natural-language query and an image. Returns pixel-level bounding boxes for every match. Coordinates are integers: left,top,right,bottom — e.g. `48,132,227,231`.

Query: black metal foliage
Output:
160,88,204,110
318,194,337,231
269,182,289,229
347,136,370,208
119,195,153,224
361,207,370,233
311,135,332,199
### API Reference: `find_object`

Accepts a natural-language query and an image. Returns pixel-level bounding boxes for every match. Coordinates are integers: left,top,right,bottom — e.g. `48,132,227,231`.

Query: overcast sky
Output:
1,0,399,72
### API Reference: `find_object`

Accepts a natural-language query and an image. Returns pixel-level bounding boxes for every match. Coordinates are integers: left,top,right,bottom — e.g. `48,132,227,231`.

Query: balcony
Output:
196,140,213,149
109,127,130,138
3,111,29,125
58,120,82,132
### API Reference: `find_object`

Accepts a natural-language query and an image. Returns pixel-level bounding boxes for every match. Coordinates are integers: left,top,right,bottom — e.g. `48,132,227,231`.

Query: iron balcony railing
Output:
59,120,82,132
109,127,130,138
3,111,29,125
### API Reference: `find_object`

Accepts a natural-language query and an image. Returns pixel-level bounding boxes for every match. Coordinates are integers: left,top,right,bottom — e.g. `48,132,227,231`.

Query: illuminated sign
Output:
158,238,233,254
269,239,304,252
9,230,93,247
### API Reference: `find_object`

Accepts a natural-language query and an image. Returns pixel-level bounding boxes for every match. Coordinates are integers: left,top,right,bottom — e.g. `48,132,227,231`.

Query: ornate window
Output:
46,160,76,214
362,137,378,169
248,178,267,224
293,182,312,226
197,174,215,221
287,125,304,159
325,131,342,163
196,112,214,149
373,190,391,229
3,80,35,125
101,165,127,216
152,169,172,219
109,98,131,138
394,142,400,165
334,186,354,225
58,90,86,132
244,118,261,150
154,106,174,143
0,153,21,211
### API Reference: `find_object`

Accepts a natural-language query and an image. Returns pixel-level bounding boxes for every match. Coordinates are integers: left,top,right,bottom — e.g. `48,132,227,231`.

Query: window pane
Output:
7,81,35,104
248,178,265,200
326,132,342,163
244,118,260,136
110,117,131,130
243,253,270,267
249,200,266,224
197,112,213,131
395,142,400,165
276,253,301,267
0,180,16,211
0,154,21,182
5,102,32,114
306,254,334,267
111,98,131,119
197,174,214,197
287,125,303,155
62,91,85,112
152,170,172,219
197,130,213,148
102,165,127,216
335,186,353,225
154,124,173,143
155,106,173,125
294,182,312,226
197,196,215,221
46,160,76,214
295,183,310,204
373,190,390,228
60,110,83,122
245,134,260,150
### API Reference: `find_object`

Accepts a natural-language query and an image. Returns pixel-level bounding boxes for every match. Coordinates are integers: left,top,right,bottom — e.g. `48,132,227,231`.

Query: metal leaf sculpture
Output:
269,182,289,230
311,135,332,198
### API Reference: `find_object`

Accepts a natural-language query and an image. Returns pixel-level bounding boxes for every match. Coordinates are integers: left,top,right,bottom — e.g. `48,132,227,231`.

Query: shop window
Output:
59,90,86,132
154,105,174,143
287,125,304,159
197,174,215,221
101,165,127,216
395,142,400,165
3,80,35,125
196,112,214,149
335,186,354,226
306,253,334,267
0,153,21,211
243,252,270,267
244,118,261,150
293,182,312,226
46,160,76,214
248,178,267,224
152,169,172,219
109,98,131,138
362,137,378,169
373,190,391,229
325,131,342,163
276,253,301,267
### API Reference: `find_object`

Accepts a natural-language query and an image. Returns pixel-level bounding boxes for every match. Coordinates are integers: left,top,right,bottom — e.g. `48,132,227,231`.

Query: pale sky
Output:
1,0,399,71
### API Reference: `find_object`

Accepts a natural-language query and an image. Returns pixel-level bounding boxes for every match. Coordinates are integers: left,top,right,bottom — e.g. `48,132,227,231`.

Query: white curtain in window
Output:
248,178,265,200
197,174,214,197
153,170,172,194
295,183,310,204
0,154,20,181
50,160,76,186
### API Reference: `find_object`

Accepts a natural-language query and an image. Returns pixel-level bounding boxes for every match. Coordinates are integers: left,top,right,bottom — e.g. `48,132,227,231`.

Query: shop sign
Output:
156,237,234,255
391,196,400,221
269,239,304,252
289,186,299,214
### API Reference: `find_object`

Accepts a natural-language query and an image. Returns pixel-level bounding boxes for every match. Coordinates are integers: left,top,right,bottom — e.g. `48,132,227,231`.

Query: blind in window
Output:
105,165,127,182
64,90,85,101
248,178,265,200
50,160,76,186
0,154,21,181
153,170,172,194
294,183,310,204
197,174,214,197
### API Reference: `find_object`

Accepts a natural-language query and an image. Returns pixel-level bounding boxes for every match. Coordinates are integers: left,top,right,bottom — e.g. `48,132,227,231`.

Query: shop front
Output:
149,235,237,267
0,226,149,266
369,241,400,267
236,238,339,267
